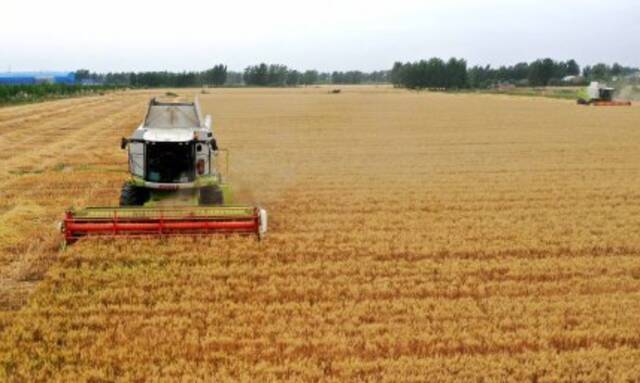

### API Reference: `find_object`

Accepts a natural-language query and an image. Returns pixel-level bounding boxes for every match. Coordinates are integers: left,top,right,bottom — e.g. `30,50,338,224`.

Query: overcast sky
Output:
2,0,639,72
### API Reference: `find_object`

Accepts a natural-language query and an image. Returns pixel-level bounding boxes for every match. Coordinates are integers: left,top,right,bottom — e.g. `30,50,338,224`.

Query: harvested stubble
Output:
1,86,640,381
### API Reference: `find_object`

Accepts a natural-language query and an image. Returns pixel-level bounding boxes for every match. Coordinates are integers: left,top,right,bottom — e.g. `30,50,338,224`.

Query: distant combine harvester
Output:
0,71,76,86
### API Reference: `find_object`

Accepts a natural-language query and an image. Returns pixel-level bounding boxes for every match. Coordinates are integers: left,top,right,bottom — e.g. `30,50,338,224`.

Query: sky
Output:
1,0,639,73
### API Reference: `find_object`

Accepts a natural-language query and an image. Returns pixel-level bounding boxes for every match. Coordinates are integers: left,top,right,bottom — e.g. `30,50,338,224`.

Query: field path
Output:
1,87,640,381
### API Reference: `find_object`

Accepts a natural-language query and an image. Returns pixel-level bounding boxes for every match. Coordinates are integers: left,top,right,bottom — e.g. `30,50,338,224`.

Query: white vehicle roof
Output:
589,81,614,91
145,104,200,129
131,98,213,142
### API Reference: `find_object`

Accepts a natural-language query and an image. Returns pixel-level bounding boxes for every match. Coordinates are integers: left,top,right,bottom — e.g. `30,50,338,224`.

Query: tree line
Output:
73,59,638,89
75,65,230,87
241,63,389,86
393,58,639,89
390,58,468,89
75,65,389,87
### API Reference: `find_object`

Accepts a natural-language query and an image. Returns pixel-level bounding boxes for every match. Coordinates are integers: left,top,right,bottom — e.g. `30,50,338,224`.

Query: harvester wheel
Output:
119,183,149,206
199,186,224,205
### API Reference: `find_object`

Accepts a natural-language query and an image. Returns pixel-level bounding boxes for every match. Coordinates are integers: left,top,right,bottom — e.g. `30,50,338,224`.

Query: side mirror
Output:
120,137,129,150
209,139,218,151
204,115,212,130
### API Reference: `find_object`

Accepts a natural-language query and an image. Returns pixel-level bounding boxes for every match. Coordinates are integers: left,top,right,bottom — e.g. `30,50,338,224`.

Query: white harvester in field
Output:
60,98,267,244
577,82,631,106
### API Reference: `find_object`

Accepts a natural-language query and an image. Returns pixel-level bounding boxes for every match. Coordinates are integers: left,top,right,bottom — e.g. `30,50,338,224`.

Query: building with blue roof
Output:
0,72,76,85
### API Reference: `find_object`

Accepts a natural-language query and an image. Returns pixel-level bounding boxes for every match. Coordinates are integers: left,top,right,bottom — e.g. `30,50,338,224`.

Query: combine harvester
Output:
60,98,267,244
577,82,632,106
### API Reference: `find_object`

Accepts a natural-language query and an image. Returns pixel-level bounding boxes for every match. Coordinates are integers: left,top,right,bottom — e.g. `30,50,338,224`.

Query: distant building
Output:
561,75,585,85
0,76,36,85
0,72,76,85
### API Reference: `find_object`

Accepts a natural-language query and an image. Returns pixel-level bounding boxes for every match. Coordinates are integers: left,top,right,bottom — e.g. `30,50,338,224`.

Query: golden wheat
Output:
0,86,639,381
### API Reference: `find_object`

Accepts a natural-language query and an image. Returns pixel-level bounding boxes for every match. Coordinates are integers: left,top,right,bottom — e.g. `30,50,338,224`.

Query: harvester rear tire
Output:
119,183,149,206
199,186,224,205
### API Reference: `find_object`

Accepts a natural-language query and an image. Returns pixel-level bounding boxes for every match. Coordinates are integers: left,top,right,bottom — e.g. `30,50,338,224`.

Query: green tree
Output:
528,58,555,86
243,63,269,86
590,63,610,79
611,63,623,77
566,59,580,76
286,70,301,86
445,58,467,88
74,69,91,83
204,64,227,86
301,70,319,85
267,64,288,86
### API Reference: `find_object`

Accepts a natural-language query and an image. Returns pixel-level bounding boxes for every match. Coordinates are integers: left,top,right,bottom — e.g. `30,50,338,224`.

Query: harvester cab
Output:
120,98,226,206
60,97,267,244
587,82,614,102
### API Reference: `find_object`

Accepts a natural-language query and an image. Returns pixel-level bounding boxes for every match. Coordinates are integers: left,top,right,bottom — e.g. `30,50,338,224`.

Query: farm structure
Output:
0,72,76,85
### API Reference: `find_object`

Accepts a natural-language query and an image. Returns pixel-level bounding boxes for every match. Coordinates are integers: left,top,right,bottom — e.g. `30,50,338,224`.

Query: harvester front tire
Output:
199,186,224,205
119,183,149,206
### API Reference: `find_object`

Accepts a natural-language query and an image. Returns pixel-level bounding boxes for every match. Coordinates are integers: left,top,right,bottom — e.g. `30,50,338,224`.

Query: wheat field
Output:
0,87,639,381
